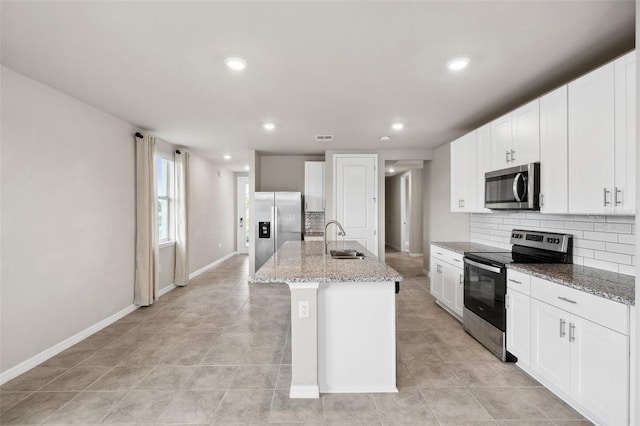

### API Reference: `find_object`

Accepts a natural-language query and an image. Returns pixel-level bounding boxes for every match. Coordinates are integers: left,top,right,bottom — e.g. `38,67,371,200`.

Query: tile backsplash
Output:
305,211,325,233
470,212,636,275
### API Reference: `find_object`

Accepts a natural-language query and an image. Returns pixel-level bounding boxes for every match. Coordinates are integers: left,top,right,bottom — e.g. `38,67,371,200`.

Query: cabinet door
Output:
430,258,443,299
475,124,492,212
570,315,629,425
613,51,636,214
511,99,540,166
530,299,571,394
304,162,325,212
539,86,568,213
453,268,464,317
491,113,513,170
463,133,477,212
441,262,457,310
450,136,467,212
506,289,531,366
568,62,615,214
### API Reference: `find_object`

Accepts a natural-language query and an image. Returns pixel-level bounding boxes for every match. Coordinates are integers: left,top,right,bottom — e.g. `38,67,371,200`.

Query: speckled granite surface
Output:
508,263,635,306
431,241,503,254
251,241,403,284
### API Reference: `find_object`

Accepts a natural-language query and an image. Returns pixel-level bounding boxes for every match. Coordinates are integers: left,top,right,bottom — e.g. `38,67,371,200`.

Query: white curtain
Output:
174,150,190,287
134,133,159,306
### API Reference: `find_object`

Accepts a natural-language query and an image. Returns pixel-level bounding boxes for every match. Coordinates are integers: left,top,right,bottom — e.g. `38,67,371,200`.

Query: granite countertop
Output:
251,240,403,284
431,241,504,254
508,263,635,306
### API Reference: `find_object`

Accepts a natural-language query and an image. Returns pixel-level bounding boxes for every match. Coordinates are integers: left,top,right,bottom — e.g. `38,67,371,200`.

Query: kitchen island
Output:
252,240,403,398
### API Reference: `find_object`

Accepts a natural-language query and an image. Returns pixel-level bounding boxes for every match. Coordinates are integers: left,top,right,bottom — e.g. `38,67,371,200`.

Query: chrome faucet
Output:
324,220,346,255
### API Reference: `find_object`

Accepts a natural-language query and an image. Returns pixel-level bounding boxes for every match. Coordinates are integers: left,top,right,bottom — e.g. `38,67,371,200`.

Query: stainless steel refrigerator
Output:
255,192,302,271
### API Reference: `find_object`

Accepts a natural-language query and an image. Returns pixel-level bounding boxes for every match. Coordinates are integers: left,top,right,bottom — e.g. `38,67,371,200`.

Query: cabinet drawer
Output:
531,276,628,335
430,245,464,266
507,270,531,295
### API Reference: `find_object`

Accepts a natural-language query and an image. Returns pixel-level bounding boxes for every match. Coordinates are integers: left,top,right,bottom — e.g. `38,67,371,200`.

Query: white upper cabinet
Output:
539,86,568,213
475,124,492,212
450,131,477,212
568,51,635,215
491,99,540,170
613,51,636,214
304,161,325,212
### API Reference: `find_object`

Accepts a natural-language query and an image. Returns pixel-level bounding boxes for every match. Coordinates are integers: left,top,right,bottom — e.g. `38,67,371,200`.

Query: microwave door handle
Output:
464,258,502,274
512,172,526,202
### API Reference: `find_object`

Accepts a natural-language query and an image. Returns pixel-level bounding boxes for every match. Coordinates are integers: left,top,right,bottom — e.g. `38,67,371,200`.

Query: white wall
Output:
422,144,470,272
1,67,136,373
188,154,235,273
409,168,423,255
259,154,324,193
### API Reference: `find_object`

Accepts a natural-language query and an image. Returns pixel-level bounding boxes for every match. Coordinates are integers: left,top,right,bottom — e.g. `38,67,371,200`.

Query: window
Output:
156,156,174,243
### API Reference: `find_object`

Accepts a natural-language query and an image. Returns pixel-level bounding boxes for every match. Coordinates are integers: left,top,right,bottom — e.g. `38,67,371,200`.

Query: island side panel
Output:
317,281,398,393
288,282,320,398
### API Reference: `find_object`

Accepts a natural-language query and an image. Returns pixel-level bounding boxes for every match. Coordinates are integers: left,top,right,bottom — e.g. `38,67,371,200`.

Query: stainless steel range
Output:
463,229,572,361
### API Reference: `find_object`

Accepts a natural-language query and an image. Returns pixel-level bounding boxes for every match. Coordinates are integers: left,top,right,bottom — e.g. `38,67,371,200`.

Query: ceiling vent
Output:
315,135,334,142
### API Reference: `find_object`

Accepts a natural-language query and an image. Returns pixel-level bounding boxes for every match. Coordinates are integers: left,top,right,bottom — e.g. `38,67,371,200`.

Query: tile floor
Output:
0,249,591,425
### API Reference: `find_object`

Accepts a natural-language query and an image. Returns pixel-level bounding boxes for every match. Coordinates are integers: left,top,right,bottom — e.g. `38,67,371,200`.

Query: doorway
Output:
237,176,249,254
400,173,410,253
384,160,423,256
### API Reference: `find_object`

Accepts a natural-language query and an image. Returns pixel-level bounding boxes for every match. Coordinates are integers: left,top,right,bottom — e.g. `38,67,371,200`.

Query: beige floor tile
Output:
41,366,111,391
275,364,292,390
213,389,273,423
135,366,196,390
268,389,323,423
322,393,380,424
40,347,96,368
101,390,175,423
470,387,548,420
88,366,153,390
0,392,77,425
181,366,237,390
406,362,465,387
0,392,31,413
0,367,68,392
230,365,279,389
43,391,125,424
420,387,492,421
373,391,437,425
157,390,225,423
78,347,135,367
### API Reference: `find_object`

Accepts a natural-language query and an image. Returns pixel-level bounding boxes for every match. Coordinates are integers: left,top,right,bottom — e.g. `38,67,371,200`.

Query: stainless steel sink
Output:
329,249,366,260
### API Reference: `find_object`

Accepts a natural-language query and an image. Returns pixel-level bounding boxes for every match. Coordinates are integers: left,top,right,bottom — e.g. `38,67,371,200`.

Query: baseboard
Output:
423,269,430,278
189,251,237,280
385,243,402,252
0,303,138,385
158,284,176,297
289,385,320,399
408,252,423,257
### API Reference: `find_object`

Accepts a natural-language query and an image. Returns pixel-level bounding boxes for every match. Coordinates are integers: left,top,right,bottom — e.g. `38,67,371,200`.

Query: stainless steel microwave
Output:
485,162,540,210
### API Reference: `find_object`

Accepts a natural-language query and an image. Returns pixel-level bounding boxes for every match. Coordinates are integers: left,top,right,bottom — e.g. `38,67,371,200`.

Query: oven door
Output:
485,163,540,210
463,258,506,331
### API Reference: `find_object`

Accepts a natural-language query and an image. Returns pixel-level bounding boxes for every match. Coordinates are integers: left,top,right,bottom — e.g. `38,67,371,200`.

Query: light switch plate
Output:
298,301,309,318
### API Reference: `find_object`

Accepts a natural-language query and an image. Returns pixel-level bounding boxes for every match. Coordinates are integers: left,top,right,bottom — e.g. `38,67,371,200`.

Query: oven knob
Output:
546,238,552,243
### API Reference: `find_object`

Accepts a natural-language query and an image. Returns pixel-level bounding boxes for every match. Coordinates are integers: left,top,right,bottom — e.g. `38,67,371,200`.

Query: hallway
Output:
1,253,587,424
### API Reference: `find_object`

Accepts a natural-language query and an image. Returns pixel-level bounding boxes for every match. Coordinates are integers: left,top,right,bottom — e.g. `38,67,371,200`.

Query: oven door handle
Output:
464,258,503,274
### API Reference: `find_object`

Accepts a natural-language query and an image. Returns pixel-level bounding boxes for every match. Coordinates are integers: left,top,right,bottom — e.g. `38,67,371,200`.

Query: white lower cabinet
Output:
430,245,464,319
522,279,630,425
506,288,531,367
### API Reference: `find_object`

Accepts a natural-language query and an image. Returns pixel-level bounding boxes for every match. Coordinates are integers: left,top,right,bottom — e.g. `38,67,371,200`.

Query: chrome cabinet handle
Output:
461,199,464,208
615,187,622,206
511,149,516,162
459,274,464,285
540,194,544,207
436,252,443,256
453,258,461,263
508,279,522,285
603,188,611,206
506,150,511,163
557,296,577,304
559,319,566,338
569,323,575,342
506,294,510,310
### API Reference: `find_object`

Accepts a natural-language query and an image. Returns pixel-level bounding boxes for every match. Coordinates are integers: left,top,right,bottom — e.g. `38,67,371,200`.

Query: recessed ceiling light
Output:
244,165,250,171
263,122,276,131
224,57,247,71
379,136,391,142
447,57,470,72
223,154,231,160
389,168,395,173
391,123,404,131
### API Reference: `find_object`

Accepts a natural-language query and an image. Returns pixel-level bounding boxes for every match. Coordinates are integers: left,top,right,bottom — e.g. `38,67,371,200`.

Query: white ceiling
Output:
1,1,635,171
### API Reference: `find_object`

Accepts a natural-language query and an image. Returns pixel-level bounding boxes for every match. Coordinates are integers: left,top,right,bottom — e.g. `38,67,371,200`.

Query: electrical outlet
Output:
298,301,309,318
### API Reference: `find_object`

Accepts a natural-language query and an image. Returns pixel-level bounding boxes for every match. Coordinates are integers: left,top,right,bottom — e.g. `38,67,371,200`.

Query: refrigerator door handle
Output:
272,205,277,251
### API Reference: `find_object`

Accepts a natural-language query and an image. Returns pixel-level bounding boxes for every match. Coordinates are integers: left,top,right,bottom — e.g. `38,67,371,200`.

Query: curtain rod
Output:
135,132,143,139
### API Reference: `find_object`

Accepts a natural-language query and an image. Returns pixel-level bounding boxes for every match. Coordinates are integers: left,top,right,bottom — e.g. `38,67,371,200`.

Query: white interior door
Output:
236,176,249,254
335,155,377,256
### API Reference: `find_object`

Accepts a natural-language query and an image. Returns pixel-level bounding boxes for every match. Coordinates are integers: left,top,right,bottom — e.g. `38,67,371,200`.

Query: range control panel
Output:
510,229,571,253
